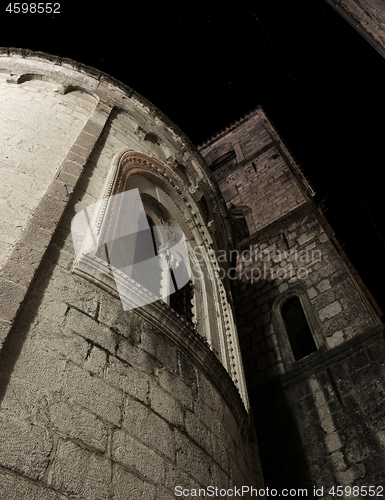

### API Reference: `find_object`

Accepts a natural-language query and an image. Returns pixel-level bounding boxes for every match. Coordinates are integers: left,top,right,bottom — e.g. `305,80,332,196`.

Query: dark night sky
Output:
1,1,385,314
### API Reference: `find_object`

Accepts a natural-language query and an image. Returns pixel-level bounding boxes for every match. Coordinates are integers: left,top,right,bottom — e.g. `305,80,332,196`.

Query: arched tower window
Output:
203,143,236,172
281,296,317,360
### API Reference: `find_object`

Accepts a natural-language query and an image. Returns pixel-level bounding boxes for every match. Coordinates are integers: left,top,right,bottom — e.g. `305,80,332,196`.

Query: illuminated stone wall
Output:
0,49,261,498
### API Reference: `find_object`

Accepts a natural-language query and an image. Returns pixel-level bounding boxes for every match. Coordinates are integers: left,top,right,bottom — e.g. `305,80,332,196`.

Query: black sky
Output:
2,0,384,314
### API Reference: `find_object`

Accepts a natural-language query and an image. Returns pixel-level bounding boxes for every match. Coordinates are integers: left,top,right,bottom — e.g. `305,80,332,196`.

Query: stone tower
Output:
199,107,385,490
324,0,385,58
0,49,262,498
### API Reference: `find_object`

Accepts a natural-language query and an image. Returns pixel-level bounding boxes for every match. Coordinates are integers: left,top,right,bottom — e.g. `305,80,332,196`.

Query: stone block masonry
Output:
0,82,111,351
325,0,385,58
0,245,257,497
199,105,384,491
0,50,261,499
233,203,379,386
252,325,385,489
199,107,315,236
233,200,385,488
0,77,97,266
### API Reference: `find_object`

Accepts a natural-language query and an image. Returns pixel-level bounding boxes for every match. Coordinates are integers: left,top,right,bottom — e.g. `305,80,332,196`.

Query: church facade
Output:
0,49,384,498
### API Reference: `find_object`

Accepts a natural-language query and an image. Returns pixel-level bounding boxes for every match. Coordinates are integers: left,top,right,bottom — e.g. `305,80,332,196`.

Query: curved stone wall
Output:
0,75,97,265
0,49,261,498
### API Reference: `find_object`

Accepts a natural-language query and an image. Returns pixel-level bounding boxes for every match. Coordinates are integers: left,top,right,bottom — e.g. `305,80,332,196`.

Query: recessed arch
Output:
144,131,158,144
204,142,235,171
64,85,99,101
17,73,59,86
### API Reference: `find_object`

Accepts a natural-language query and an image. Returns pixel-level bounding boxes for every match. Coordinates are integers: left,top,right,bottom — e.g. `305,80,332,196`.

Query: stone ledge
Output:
236,200,312,251
253,323,385,396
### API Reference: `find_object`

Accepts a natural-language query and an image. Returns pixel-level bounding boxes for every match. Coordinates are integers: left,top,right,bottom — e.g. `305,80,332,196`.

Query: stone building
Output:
199,108,385,490
0,49,261,498
0,48,384,499
324,0,385,58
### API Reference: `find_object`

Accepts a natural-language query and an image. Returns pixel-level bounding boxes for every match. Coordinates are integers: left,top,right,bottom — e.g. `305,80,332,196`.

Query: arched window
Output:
210,150,236,172
281,296,317,360
203,143,237,172
72,150,250,407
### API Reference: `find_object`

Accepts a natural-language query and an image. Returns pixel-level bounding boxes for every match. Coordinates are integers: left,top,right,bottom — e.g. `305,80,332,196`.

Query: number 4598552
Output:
5,3,60,13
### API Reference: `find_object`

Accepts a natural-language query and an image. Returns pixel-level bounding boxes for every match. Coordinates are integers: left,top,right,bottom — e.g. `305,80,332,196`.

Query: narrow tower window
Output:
281,296,317,360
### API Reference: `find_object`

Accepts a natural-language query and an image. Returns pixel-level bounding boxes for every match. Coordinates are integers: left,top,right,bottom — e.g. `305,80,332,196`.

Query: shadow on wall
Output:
247,324,385,491
250,385,316,495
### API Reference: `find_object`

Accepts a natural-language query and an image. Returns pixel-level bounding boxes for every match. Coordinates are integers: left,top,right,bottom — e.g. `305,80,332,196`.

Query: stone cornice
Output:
253,324,385,396
0,47,235,253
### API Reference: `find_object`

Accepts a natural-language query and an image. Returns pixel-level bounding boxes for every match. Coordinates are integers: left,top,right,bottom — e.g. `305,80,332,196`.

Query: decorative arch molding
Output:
272,285,324,369
100,149,217,252
73,149,250,409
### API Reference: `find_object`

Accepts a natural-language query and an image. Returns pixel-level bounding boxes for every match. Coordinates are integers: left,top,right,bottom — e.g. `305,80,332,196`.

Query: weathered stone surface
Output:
83,345,107,377
0,78,95,264
105,356,149,402
187,416,214,461
51,440,111,499
65,307,116,353
112,464,156,500
11,342,67,393
122,397,175,459
49,400,108,452
63,364,123,425
174,430,211,485
0,278,26,322
24,315,89,366
319,301,342,322
140,327,178,373
112,429,165,483
0,412,53,480
0,470,61,500
149,382,184,427
157,367,194,410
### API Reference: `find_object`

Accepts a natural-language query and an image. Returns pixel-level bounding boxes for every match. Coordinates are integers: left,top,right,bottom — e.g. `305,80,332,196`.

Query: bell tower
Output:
199,106,385,490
